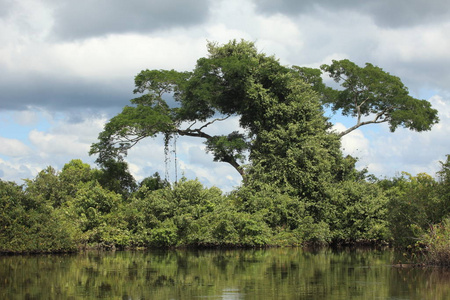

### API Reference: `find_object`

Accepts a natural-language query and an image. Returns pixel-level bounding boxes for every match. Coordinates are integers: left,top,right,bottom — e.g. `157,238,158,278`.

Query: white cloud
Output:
50,33,207,80
1,33,207,82
276,7,378,65
376,23,450,63
29,130,87,157
206,0,303,63
0,137,31,156
0,112,105,182
333,123,370,159
28,116,105,157
0,157,36,182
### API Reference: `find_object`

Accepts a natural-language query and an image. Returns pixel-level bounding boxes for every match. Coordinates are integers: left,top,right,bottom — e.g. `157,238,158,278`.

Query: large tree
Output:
90,40,344,184
91,41,437,189
295,59,439,137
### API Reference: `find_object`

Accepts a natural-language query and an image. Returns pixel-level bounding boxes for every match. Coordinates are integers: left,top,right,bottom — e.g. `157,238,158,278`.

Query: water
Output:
1,248,449,299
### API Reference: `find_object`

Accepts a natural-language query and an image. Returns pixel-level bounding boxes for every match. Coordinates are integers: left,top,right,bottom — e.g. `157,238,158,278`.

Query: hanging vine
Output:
173,133,178,183
163,132,172,183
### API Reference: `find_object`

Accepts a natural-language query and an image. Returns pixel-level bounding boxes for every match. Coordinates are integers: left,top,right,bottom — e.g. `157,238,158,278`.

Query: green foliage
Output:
139,172,169,191
60,159,92,184
62,180,124,247
205,131,248,164
420,218,450,266
150,219,179,247
59,159,94,199
324,181,390,242
380,169,449,247
0,179,79,253
1,159,139,252
90,40,346,179
87,43,440,251
234,178,388,245
89,87,176,164
297,59,439,136
3,152,449,252
234,184,310,231
119,179,275,248
24,166,65,207
436,155,450,214
92,159,137,197
235,185,329,245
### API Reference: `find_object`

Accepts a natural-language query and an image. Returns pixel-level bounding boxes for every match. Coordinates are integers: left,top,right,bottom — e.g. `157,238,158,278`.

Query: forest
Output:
1,40,449,266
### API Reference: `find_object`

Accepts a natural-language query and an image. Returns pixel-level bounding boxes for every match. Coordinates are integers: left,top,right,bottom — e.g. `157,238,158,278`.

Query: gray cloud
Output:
0,72,133,113
0,0,14,18
255,0,450,28
47,0,211,40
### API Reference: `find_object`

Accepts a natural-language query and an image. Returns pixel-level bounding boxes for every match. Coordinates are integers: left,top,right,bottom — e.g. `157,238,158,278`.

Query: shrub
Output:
324,180,390,242
0,180,79,253
420,218,450,266
381,172,445,247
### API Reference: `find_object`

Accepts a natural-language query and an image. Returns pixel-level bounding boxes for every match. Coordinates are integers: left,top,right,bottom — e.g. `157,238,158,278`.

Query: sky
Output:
1,0,450,191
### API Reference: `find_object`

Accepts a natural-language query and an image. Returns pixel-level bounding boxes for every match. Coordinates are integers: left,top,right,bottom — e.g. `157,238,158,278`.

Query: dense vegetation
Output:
1,40,448,265
1,157,449,261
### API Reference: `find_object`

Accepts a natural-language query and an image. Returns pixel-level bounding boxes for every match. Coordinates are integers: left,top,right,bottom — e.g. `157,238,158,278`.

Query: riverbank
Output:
1,158,449,266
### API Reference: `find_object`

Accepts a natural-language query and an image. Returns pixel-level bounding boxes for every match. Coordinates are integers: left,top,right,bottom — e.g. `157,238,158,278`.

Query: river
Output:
1,247,449,299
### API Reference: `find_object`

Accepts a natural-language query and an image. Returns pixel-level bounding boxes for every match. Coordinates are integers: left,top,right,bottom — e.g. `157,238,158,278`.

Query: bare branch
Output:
187,120,197,130
198,115,231,131
338,104,396,137
338,118,389,137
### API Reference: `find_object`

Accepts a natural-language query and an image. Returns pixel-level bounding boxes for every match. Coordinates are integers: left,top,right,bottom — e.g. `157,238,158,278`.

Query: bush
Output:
381,172,444,247
324,180,390,243
0,180,79,253
420,218,450,266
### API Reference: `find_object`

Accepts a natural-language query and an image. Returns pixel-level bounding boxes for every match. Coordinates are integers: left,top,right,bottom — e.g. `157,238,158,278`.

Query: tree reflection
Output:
1,248,449,299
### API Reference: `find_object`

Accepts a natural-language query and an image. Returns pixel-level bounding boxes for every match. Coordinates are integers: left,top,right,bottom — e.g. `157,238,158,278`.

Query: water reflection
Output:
1,248,449,299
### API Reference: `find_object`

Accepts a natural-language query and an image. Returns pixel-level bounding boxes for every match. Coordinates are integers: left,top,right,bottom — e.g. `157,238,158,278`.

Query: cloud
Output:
0,0,14,18
0,113,105,182
46,0,211,40
28,116,105,156
0,32,206,111
361,0,450,28
0,157,38,183
255,0,450,28
333,123,370,159
0,74,134,111
12,110,40,126
208,0,302,46
373,23,450,93
0,137,31,156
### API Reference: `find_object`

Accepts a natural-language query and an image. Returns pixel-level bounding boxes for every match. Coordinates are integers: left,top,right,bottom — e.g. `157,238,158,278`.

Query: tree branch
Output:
176,123,244,177
338,104,395,137
198,115,231,131
337,118,388,137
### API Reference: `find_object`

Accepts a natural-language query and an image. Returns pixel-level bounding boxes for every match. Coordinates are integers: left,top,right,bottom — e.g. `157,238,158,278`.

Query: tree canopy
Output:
90,40,439,184
90,40,340,180
296,59,439,136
